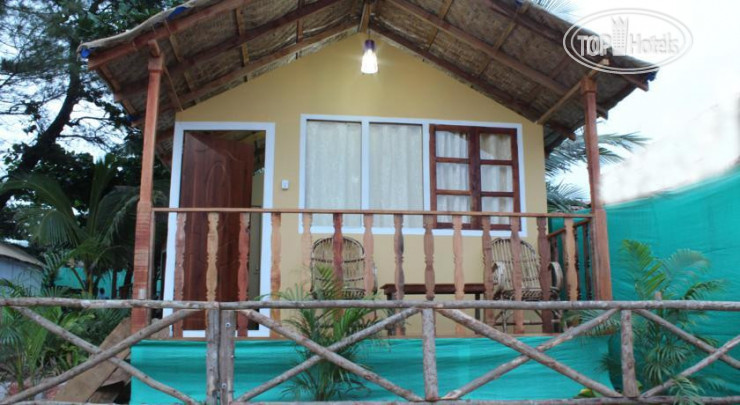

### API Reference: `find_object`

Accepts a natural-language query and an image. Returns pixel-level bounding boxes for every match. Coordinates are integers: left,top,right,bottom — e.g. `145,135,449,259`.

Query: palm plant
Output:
276,266,384,401
545,132,648,212
574,240,726,404
2,154,151,294
0,281,92,391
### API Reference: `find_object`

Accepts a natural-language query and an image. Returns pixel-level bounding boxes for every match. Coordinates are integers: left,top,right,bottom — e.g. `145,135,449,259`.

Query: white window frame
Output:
299,114,527,237
164,121,275,338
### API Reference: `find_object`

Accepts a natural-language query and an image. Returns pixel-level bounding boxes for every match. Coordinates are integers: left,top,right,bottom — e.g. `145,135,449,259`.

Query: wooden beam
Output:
234,8,250,69
537,66,600,124
130,45,163,333
359,0,374,33
483,0,648,93
372,23,542,123
296,0,305,41
178,21,356,105
167,36,195,92
581,77,612,300
88,0,251,69
386,0,568,96
423,0,454,49
115,0,344,100
476,0,529,76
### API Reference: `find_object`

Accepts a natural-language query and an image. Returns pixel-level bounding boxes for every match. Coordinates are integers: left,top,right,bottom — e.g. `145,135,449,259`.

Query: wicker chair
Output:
490,238,563,300
490,238,563,331
310,237,372,299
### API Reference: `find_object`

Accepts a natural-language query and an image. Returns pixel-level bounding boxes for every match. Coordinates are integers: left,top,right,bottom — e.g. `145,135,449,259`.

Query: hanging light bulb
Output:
361,39,378,74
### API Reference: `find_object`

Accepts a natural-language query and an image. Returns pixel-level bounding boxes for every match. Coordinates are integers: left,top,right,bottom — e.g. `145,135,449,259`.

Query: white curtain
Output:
305,121,362,226
369,123,423,228
435,129,515,224
479,133,511,160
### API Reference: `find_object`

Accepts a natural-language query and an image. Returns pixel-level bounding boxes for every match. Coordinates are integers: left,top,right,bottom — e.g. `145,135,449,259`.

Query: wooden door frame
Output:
163,121,275,338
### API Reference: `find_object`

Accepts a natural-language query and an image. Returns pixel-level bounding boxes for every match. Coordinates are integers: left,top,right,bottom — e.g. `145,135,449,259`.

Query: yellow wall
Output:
177,34,547,334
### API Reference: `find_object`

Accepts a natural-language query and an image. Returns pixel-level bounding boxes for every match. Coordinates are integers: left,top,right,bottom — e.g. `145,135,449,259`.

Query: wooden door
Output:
179,131,254,330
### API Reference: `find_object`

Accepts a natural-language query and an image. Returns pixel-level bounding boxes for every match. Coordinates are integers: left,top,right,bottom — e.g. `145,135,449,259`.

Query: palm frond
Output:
546,132,648,177
546,181,588,212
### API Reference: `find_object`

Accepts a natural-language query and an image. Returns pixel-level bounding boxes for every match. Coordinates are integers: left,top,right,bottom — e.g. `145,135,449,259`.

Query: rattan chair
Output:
310,237,373,299
490,238,563,300
490,238,563,331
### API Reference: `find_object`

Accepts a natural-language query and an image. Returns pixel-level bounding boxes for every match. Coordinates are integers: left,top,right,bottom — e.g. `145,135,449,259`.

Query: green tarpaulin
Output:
131,336,610,403
603,168,740,394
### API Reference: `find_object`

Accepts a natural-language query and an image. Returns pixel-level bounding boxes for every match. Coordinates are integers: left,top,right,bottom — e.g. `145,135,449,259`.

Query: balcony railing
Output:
146,208,597,334
1,298,739,404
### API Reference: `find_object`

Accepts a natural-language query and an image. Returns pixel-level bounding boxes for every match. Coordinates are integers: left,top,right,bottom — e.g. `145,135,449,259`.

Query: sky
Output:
565,0,740,203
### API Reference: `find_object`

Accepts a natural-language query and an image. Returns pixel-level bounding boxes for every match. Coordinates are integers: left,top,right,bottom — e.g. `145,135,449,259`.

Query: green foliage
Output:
0,278,129,390
1,154,166,293
545,132,648,212
275,266,385,401
0,0,176,238
574,240,727,404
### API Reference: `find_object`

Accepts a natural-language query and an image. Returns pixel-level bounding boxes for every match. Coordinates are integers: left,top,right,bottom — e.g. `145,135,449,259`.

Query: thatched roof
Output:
79,0,655,153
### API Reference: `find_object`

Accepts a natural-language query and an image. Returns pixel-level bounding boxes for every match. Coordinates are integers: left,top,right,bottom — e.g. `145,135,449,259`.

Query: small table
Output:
380,283,486,320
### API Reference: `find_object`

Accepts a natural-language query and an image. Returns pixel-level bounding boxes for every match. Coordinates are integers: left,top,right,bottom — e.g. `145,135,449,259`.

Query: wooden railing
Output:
148,208,595,334
1,298,739,404
547,218,594,300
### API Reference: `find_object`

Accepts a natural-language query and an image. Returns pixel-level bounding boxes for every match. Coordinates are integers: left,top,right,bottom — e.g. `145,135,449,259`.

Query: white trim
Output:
163,121,275,338
298,114,527,238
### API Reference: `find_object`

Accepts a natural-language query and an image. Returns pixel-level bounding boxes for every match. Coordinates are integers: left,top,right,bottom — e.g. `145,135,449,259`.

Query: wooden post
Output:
421,309,439,401
270,213,281,338
452,215,464,336
481,217,494,326
332,213,344,291
206,213,219,302
219,310,236,403
510,217,524,334
537,217,553,333
237,213,251,336
423,215,435,300
582,223,593,300
173,213,187,337
393,214,405,336
131,44,164,332
582,77,612,300
363,214,375,295
302,213,313,286
564,218,578,301
621,310,639,398
206,309,220,405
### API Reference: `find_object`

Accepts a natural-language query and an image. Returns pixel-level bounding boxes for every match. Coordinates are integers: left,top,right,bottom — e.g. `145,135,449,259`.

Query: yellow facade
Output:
176,34,547,330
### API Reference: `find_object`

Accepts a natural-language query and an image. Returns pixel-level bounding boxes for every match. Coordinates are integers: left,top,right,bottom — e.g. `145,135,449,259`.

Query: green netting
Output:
604,168,740,394
553,168,740,394
131,336,610,403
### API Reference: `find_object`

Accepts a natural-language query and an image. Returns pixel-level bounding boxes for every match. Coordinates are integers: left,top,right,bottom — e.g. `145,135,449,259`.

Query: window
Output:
304,118,424,227
430,125,520,230
301,116,523,233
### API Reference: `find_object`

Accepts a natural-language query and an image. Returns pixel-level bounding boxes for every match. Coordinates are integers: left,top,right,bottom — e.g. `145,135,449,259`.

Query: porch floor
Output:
131,336,611,403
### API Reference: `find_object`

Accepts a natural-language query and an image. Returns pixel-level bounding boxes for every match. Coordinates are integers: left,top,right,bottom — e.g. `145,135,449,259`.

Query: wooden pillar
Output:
131,43,164,332
581,77,612,300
